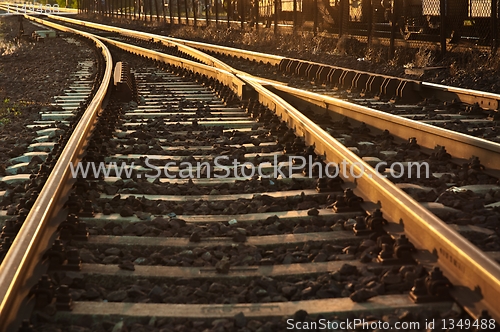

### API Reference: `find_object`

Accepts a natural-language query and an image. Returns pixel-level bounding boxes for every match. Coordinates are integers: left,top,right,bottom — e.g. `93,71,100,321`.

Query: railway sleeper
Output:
278,59,423,101
4,15,500,330
25,57,449,326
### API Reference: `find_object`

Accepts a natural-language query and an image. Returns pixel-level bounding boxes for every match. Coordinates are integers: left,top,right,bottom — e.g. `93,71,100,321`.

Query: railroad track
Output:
0,10,500,332
0,14,112,331
20,13,500,142
6,1,491,53
31,17,500,172
22,13,500,245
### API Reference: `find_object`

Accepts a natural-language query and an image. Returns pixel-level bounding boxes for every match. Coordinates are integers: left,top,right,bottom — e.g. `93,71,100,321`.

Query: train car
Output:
256,0,494,42
402,0,493,42
330,0,495,42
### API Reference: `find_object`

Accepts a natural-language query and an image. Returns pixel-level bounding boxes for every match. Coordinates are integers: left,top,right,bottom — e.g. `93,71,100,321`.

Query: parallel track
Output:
0,14,113,331
29,15,500,133
0,10,499,332
20,11,497,109
6,1,492,52
12,13,500,170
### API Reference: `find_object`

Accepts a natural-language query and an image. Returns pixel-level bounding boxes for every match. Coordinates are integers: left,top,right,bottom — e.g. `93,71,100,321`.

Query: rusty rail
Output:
0,10,499,325
0,15,113,332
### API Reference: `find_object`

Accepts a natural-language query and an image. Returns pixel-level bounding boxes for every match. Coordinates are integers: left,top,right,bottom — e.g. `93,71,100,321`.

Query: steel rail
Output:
265,83,500,172
0,6,255,80
29,13,240,73
0,6,247,98
2,11,500,322
23,12,500,110
29,13,285,67
31,14,500,172
49,16,500,319
162,36,284,66
164,38,500,109
0,15,113,332
97,35,249,97
239,73,500,321
103,28,500,321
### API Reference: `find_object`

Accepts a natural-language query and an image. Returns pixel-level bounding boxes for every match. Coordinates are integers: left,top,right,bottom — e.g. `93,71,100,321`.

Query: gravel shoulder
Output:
0,15,92,172
76,14,500,94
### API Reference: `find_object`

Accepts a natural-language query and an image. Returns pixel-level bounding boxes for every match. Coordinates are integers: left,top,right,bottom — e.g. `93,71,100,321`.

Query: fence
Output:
77,0,500,54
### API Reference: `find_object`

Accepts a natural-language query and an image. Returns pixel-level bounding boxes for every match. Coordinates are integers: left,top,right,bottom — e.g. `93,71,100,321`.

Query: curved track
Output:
0,10,499,332
0,15,113,331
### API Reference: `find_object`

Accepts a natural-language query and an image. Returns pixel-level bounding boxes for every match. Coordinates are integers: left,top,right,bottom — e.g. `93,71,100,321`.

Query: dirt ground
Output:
0,15,93,172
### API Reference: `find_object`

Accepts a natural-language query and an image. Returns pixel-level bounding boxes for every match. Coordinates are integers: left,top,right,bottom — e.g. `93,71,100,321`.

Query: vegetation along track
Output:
34,15,500,240
30,15,500,144
0,11,500,332
36,8,500,283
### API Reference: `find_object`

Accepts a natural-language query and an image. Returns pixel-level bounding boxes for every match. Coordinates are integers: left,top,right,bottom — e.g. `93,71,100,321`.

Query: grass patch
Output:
0,98,23,125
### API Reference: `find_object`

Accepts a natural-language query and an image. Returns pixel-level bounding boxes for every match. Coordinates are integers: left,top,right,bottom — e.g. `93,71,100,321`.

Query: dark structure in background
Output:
79,0,500,53
259,0,500,53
